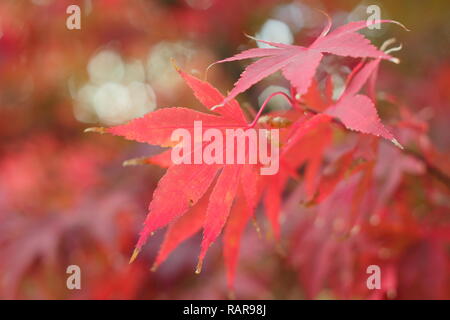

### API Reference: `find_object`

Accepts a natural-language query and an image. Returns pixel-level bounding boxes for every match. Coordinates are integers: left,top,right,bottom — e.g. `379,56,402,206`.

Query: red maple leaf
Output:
324,58,403,148
210,18,407,107
104,68,271,287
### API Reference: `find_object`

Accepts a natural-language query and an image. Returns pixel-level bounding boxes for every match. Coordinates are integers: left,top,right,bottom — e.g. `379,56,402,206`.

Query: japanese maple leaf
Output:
211,19,406,107
103,68,265,277
324,56,403,148
296,37,403,149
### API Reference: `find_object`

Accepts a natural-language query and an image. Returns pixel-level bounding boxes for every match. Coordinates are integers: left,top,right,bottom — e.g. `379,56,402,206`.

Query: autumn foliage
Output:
0,0,449,300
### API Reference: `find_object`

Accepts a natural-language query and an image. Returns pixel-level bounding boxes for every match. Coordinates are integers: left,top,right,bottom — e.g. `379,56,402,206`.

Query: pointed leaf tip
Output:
367,19,410,32
150,263,158,272
390,57,400,64
123,157,148,167
195,259,203,274
391,138,404,150
252,217,262,239
316,8,332,37
243,32,256,41
204,63,214,81
170,57,180,72
129,247,140,264
84,127,107,134
227,289,236,300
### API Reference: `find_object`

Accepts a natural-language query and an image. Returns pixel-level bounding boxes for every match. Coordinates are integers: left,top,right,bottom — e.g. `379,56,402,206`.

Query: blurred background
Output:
0,0,448,299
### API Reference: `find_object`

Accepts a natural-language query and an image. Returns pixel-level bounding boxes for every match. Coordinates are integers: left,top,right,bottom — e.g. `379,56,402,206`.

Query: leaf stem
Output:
247,91,294,128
